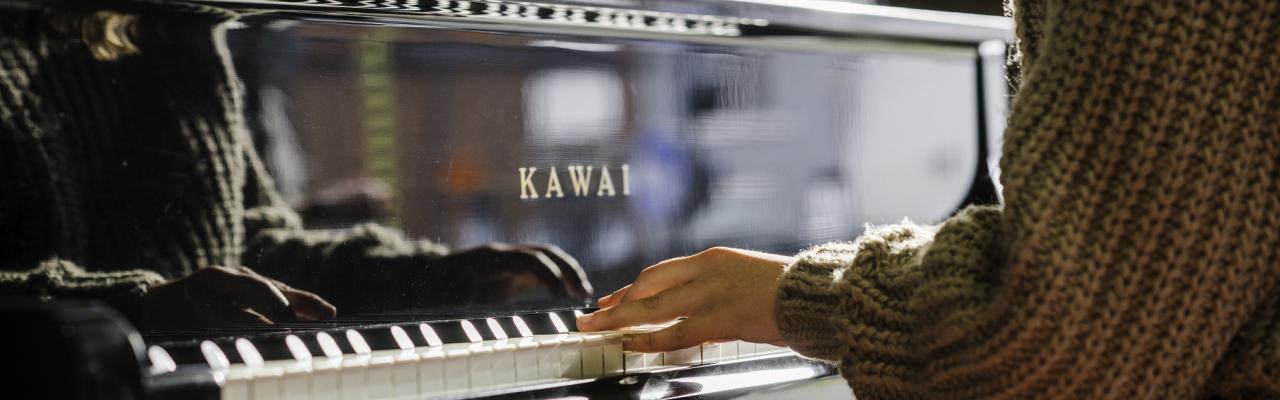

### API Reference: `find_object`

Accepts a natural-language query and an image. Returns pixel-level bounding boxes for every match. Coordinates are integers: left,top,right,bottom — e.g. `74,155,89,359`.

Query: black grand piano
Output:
2,0,1010,398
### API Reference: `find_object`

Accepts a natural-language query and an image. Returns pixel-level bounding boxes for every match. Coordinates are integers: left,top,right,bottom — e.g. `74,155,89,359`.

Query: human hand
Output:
575,247,793,352
141,266,336,331
418,243,593,304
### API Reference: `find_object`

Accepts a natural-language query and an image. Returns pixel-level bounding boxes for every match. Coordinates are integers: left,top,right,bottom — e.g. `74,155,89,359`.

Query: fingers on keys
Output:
578,280,705,331
621,318,723,353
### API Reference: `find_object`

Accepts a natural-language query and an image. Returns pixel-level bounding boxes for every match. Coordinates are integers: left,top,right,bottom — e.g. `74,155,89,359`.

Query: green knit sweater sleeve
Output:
776,1,1280,398
0,259,167,322
777,205,1003,368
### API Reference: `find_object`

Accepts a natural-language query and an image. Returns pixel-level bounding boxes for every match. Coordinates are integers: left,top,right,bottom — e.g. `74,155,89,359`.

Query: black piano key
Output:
468,318,504,340
237,335,299,361
492,316,522,338
424,320,471,344
160,342,208,366
220,341,247,364
353,326,401,351
517,312,558,335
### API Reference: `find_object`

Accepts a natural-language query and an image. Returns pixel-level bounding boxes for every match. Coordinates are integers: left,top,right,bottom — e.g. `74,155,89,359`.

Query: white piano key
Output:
580,333,605,377
388,327,420,398
664,346,701,366
311,334,343,400
221,369,252,400
416,323,448,394
514,339,540,382
642,351,665,369
720,341,739,360
491,341,518,387
202,341,249,400
235,339,284,400
511,319,544,384
339,330,371,400
443,348,471,393
280,366,311,400
602,333,625,376
445,346,476,394
737,341,757,356
534,336,562,381
557,334,584,379
365,355,396,399
309,358,341,400
278,344,313,400
702,342,723,364
544,312,585,379
251,367,285,400
458,320,498,390
338,359,368,399
416,349,446,395
468,344,496,390
756,343,788,354
485,318,518,387
624,350,645,372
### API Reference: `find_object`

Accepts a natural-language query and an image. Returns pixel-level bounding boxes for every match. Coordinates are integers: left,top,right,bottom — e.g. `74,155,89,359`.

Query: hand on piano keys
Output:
155,310,791,400
575,247,794,352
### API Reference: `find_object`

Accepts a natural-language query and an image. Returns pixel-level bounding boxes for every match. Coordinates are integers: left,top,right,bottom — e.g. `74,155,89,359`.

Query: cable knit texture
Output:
777,1,1280,399
0,1,447,321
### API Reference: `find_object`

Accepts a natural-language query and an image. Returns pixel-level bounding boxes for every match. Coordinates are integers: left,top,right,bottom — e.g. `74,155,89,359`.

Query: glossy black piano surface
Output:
1,0,1010,398
220,0,1009,307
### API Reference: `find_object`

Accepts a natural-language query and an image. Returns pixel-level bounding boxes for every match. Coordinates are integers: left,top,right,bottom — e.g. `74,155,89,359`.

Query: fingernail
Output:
597,295,611,306
621,335,633,349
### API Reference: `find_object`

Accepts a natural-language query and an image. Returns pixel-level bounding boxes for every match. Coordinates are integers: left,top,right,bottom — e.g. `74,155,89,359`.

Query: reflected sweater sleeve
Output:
242,224,449,314
0,259,167,324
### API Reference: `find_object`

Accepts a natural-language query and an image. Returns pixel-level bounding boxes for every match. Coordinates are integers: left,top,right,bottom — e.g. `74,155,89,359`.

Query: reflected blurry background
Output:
228,10,994,298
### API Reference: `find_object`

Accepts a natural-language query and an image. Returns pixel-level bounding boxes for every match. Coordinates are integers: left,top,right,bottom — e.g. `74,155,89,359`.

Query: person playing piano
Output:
580,0,1280,398
0,2,591,331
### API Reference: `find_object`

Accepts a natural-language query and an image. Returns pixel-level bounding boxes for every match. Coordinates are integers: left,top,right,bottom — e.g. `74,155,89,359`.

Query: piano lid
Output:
193,0,1011,43
1,0,1008,330
221,0,1007,319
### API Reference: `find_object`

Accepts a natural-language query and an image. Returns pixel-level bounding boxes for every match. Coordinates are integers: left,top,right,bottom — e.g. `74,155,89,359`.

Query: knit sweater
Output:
776,1,1280,399
0,2,447,322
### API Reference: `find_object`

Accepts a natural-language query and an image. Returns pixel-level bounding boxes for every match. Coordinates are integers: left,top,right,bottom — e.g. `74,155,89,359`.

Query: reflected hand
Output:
142,266,336,330
419,244,593,304
576,247,792,352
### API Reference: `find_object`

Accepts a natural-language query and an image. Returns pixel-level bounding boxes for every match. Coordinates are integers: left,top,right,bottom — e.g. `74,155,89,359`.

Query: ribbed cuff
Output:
775,245,859,362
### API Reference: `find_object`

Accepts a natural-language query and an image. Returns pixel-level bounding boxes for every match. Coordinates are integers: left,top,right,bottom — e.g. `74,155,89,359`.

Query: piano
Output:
1,0,1011,398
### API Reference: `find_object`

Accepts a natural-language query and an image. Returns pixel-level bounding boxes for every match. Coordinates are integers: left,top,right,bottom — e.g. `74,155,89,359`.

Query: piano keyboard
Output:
147,310,792,400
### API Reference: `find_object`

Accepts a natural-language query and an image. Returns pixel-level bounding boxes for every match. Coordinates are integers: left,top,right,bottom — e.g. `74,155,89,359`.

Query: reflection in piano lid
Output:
2,0,1009,397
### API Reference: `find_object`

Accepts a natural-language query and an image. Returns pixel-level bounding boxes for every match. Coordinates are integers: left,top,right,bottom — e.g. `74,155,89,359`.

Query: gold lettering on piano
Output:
597,166,616,197
519,167,539,199
545,166,565,198
568,166,594,197
621,164,630,196
520,164,630,200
